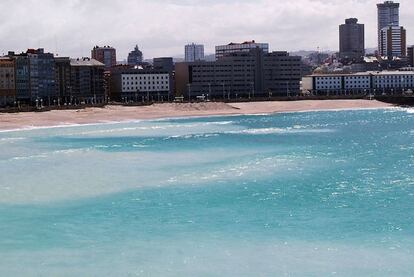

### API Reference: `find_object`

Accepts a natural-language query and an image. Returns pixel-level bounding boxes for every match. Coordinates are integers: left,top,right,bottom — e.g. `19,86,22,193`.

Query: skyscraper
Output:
339,18,365,62
377,1,400,52
185,43,204,62
91,46,117,68
380,26,406,58
127,45,143,66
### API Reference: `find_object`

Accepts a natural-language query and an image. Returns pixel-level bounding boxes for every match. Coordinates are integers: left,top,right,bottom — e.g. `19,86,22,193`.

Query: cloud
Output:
0,0,413,60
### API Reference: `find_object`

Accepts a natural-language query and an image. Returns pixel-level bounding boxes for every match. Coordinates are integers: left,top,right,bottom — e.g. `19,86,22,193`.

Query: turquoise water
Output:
1,108,414,276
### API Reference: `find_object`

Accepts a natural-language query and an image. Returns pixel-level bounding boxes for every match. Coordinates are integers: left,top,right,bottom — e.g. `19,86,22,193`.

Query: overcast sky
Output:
0,0,413,60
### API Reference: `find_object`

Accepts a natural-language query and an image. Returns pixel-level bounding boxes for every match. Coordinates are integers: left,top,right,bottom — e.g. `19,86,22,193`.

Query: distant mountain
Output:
170,53,215,63
290,50,318,57
204,54,216,61
173,57,185,63
290,50,336,57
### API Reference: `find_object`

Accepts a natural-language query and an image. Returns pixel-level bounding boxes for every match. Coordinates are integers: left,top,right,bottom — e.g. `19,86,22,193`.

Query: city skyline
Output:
0,0,413,60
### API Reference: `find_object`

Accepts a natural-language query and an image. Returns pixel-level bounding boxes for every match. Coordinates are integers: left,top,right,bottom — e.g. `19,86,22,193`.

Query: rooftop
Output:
308,70,414,77
70,58,104,67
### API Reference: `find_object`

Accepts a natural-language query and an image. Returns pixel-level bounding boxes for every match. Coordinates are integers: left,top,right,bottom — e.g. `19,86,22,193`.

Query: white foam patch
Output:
50,121,239,138
228,127,335,135
0,146,316,204
0,238,412,276
0,137,26,144
388,107,414,114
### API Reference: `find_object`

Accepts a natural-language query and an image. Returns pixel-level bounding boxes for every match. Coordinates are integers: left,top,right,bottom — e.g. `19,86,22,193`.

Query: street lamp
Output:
187,84,191,102
286,81,290,97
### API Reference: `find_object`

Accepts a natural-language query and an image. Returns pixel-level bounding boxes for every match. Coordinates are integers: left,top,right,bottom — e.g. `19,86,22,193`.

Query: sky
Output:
0,0,413,60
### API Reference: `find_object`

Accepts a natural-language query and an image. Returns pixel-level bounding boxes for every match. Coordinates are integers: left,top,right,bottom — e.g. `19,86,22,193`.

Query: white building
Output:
215,41,269,59
311,75,342,91
121,72,170,94
380,26,406,58
344,75,371,90
372,71,414,90
302,71,414,93
185,43,205,62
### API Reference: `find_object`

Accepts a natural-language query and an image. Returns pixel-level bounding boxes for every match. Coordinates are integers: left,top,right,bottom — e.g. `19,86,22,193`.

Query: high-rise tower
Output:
339,18,365,62
185,43,205,62
377,1,400,52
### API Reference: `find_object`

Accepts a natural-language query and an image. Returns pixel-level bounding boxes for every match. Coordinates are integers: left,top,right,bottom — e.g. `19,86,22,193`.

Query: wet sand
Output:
0,100,393,131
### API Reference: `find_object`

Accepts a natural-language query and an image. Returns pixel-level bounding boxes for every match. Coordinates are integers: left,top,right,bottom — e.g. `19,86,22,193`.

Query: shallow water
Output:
1,109,414,276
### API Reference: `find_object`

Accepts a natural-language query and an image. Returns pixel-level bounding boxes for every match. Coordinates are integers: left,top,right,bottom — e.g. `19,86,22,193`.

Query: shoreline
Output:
0,100,394,132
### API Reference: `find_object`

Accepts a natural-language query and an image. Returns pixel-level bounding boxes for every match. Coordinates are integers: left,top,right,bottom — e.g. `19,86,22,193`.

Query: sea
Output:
0,108,413,276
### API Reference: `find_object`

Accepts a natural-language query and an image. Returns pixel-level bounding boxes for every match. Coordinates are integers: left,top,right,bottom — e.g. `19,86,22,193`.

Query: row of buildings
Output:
1,40,301,107
112,42,302,101
0,49,105,107
303,70,414,94
2,41,412,108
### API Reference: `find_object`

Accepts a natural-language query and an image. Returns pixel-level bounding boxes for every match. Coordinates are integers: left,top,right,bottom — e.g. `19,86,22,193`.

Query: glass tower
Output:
377,1,400,52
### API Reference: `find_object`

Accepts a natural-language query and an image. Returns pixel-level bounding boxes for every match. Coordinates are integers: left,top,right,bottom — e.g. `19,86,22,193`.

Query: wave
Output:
160,126,334,140
386,107,414,114
0,137,26,143
0,117,236,134
8,148,91,161
62,121,235,137
228,127,335,135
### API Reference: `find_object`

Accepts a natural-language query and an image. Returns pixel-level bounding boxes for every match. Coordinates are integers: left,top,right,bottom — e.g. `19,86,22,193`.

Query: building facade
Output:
55,57,71,101
0,57,16,106
111,68,172,101
153,57,174,72
91,46,117,68
339,18,365,62
377,1,400,52
408,46,414,67
380,26,406,58
263,52,302,96
303,70,414,94
27,48,56,102
175,49,301,99
10,52,30,102
127,45,143,66
70,58,105,103
185,43,205,62
215,41,269,59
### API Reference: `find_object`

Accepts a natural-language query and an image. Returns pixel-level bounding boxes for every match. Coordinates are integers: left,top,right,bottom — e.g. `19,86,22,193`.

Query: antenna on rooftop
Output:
54,35,58,56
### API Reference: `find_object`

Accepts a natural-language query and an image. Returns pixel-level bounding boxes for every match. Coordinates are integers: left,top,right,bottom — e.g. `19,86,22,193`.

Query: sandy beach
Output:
0,100,393,131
